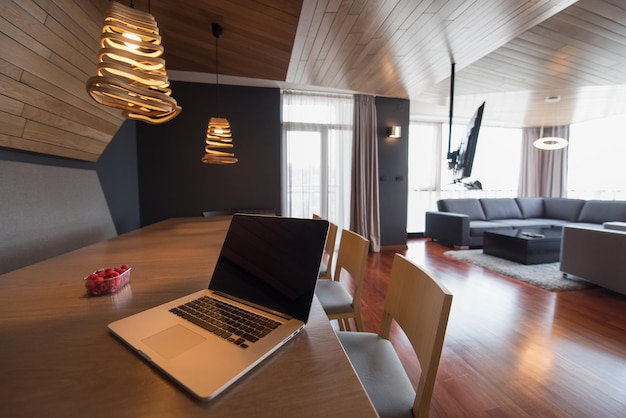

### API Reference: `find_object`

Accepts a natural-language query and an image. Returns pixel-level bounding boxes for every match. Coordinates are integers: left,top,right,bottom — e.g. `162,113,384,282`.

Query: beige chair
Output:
312,214,338,279
337,254,453,418
315,228,369,331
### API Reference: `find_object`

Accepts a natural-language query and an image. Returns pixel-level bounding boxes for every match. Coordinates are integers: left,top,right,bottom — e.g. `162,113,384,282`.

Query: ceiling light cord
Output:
215,30,220,116
212,23,222,117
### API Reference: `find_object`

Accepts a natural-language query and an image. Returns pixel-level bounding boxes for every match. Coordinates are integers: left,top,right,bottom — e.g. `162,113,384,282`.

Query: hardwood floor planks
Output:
351,238,626,417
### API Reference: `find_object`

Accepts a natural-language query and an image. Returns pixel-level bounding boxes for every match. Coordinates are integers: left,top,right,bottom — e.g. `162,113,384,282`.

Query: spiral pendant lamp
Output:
86,1,181,124
202,23,237,164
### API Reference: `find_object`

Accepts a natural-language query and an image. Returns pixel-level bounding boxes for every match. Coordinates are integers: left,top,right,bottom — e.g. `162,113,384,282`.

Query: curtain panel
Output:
350,95,380,252
519,126,569,197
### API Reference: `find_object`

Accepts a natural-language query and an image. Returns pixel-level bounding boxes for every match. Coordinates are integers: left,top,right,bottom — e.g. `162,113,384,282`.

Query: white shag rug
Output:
444,249,595,291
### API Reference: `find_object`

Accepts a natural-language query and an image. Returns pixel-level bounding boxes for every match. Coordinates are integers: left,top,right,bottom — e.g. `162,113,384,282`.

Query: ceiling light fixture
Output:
533,96,568,150
533,126,568,150
202,23,237,164
86,1,181,124
533,135,569,150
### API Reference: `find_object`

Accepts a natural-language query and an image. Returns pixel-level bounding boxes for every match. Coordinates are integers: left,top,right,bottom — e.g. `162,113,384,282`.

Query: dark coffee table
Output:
483,228,562,265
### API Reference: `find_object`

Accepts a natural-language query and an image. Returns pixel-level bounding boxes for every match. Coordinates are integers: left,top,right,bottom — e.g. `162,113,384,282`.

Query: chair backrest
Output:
379,254,453,418
312,214,338,279
333,229,369,299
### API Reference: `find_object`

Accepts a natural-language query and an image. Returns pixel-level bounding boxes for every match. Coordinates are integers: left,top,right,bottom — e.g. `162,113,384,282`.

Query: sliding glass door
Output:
281,91,353,231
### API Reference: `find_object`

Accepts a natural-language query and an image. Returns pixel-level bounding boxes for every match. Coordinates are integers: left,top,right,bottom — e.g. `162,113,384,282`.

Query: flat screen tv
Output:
449,101,485,182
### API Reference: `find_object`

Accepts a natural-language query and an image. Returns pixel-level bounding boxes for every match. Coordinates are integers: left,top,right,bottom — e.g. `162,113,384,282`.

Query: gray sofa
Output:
560,223,626,296
425,197,626,248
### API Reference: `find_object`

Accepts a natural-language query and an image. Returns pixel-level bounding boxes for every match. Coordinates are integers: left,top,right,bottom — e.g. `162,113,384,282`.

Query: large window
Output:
567,114,626,200
408,122,522,233
281,91,353,230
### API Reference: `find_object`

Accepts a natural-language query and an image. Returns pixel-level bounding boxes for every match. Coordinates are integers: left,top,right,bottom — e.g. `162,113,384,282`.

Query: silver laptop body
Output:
108,214,328,400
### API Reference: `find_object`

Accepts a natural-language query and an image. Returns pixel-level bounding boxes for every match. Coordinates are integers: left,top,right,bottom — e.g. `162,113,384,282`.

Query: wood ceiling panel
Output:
132,0,303,80
4,0,626,160
417,0,626,125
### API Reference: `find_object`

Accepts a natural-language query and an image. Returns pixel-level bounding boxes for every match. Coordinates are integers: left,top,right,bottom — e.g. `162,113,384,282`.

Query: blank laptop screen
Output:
208,215,328,322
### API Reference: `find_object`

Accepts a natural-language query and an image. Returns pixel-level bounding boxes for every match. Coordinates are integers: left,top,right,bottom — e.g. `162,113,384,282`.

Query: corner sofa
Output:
424,197,626,249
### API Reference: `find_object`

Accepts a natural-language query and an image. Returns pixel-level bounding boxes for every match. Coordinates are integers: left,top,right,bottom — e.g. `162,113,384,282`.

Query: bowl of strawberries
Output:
84,264,131,296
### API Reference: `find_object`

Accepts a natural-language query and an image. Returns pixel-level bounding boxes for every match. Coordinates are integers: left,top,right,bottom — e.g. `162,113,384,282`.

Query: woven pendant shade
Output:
201,23,237,164
86,1,181,124
202,117,238,164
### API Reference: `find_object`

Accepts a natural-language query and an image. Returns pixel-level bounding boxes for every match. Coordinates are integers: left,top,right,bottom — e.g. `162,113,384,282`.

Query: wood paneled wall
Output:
0,0,124,161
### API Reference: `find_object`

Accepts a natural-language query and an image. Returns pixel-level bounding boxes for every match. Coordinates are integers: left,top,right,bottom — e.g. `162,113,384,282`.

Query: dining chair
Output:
312,214,338,280
315,228,369,331
336,254,453,418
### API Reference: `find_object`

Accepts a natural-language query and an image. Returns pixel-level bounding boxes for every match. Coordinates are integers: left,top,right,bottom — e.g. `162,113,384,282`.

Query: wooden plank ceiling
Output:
2,0,626,160
156,0,626,127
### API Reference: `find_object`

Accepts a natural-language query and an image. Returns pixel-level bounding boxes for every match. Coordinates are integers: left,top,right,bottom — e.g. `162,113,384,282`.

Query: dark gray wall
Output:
1,84,410,272
136,81,282,226
0,123,140,236
0,125,139,273
96,120,140,234
376,96,410,247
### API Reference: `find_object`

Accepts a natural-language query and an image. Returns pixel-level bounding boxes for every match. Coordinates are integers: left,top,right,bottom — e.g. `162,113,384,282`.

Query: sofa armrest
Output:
560,225,626,295
425,211,470,248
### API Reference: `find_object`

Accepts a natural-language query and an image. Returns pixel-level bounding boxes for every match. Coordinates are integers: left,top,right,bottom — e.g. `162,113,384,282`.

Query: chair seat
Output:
337,331,415,418
318,260,329,277
315,280,353,315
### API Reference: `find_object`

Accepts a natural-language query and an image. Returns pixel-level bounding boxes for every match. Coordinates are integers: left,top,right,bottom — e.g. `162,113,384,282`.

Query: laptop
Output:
108,214,329,400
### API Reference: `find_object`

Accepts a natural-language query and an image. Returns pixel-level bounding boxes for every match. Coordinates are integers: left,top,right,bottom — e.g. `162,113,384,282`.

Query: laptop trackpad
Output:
142,325,206,360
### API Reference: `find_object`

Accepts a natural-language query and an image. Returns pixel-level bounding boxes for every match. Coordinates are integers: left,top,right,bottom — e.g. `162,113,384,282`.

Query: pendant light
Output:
533,96,568,150
202,23,237,164
86,1,181,124
533,131,569,150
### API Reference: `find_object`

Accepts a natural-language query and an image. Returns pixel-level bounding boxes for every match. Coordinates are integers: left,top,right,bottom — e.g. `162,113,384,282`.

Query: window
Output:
567,114,626,200
281,91,353,230
449,125,522,194
407,123,441,233
407,122,522,233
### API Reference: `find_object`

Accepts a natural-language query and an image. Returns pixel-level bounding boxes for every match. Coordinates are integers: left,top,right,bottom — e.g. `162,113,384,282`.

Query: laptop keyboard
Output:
169,296,281,349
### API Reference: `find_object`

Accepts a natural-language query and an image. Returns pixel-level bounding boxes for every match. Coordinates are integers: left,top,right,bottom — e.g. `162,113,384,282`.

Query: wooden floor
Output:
350,238,626,417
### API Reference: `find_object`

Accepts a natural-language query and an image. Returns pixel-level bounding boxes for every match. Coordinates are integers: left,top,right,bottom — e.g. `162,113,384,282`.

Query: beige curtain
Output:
350,95,380,252
518,126,569,197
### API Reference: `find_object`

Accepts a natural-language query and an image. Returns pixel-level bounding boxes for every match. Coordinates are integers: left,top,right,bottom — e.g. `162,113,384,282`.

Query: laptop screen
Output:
208,214,328,322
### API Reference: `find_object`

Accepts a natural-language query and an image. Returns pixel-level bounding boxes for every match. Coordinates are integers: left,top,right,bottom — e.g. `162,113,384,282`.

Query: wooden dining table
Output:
0,216,377,418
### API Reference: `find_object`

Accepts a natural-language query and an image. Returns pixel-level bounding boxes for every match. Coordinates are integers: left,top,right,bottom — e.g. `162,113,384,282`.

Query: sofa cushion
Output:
479,198,522,220
468,221,512,236
525,218,572,228
494,219,553,229
543,198,585,221
438,199,486,220
515,197,544,218
577,200,626,224
604,221,626,231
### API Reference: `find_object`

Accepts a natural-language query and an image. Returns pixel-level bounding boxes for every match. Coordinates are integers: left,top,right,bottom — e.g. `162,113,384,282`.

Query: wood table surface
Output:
0,216,377,418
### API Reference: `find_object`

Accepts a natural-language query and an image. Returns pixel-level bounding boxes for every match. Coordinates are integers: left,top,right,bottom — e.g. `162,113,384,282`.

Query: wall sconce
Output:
86,1,181,124
387,126,401,138
202,23,237,164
